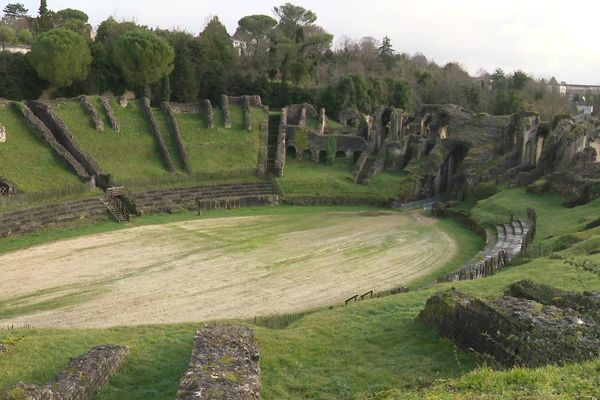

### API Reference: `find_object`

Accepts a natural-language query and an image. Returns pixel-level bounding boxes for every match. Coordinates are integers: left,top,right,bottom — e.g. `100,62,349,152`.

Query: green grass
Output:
174,106,263,176
0,103,83,194
151,107,185,172
471,188,600,248
54,98,173,182
277,158,414,200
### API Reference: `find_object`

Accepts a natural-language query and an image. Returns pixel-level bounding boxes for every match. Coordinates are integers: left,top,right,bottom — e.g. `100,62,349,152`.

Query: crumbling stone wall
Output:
28,101,104,180
100,96,120,132
176,324,260,400
286,103,317,126
0,123,6,143
204,100,215,129
228,95,262,107
79,95,105,131
274,107,288,176
8,345,129,400
169,102,202,114
419,287,600,367
243,95,252,131
141,97,177,173
256,116,269,177
220,94,232,128
118,95,128,108
15,102,90,180
161,102,192,173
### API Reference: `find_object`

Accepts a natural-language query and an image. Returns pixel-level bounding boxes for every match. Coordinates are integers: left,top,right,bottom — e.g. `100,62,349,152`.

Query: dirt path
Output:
0,211,457,328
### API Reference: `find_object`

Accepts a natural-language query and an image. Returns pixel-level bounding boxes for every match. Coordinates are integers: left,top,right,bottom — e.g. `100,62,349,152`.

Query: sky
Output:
10,0,600,84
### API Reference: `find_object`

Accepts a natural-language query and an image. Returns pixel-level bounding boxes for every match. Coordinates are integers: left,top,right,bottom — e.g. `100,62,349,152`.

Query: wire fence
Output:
0,184,97,211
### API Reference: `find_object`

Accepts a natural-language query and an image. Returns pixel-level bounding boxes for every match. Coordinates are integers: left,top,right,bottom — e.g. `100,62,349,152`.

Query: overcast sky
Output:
10,0,600,84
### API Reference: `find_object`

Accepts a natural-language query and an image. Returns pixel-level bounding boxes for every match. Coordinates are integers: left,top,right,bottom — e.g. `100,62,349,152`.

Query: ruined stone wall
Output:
243,95,252,131
274,107,288,176
29,102,104,179
203,100,215,129
0,197,109,238
176,324,260,400
220,94,232,128
100,96,120,132
134,182,279,214
169,102,202,114
141,97,177,173
9,345,128,400
256,115,269,177
0,123,6,143
15,102,90,179
79,95,104,131
161,102,192,173
228,95,262,107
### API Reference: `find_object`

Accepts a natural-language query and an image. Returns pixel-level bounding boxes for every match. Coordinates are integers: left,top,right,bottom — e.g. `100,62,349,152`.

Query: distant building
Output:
1,45,30,54
576,104,594,115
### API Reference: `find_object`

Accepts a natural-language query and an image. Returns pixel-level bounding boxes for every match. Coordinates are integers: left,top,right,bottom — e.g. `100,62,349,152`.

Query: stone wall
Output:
28,101,104,180
203,100,215,129
79,95,104,131
176,324,260,400
274,107,288,177
141,97,177,173
15,102,90,180
8,345,129,400
169,102,202,114
134,182,279,215
256,117,269,177
100,96,120,132
220,94,232,128
243,95,252,131
0,197,109,238
228,95,262,107
0,123,5,143
419,287,600,367
162,102,192,173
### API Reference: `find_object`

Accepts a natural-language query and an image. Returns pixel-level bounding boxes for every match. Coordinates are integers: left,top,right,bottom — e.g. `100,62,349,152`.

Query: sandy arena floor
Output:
0,210,457,328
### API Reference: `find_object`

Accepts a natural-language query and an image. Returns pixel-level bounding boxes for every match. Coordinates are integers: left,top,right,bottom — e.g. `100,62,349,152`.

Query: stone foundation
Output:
8,345,129,400
141,97,177,173
79,95,104,131
176,324,260,400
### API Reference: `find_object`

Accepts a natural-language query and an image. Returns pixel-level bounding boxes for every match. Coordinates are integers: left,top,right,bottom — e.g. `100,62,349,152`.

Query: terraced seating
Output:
439,218,532,282
135,182,279,214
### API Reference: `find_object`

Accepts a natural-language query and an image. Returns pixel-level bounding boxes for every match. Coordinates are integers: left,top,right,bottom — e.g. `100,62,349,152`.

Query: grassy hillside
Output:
174,106,263,177
54,99,173,182
0,103,84,195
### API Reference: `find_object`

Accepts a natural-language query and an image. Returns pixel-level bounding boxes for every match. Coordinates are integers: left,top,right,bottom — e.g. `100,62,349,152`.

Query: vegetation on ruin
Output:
0,103,85,194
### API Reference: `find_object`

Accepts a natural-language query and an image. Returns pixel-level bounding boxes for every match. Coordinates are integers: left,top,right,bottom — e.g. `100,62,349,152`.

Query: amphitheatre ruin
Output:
0,2,599,400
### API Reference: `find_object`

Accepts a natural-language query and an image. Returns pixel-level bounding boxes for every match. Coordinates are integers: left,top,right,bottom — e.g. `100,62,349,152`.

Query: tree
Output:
17,28,32,44
378,36,394,69
3,3,28,19
197,16,235,99
37,0,53,33
270,3,332,88
112,29,175,90
234,15,277,76
29,28,91,88
161,30,203,102
0,26,16,50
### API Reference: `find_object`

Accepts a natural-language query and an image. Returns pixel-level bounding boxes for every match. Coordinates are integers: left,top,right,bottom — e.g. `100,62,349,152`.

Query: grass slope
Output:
277,158,414,201
174,106,263,177
0,103,83,194
54,98,172,182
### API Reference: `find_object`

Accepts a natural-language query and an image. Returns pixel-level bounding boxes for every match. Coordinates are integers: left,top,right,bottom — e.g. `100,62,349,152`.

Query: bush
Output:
469,181,498,201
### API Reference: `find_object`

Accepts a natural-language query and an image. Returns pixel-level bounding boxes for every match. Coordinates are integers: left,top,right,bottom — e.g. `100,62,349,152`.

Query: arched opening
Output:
440,125,448,139
0,181,12,196
524,141,533,165
318,150,328,164
302,149,312,161
286,146,297,158
335,150,347,163
348,118,359,128
421,115,433,138
353,151,362,163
